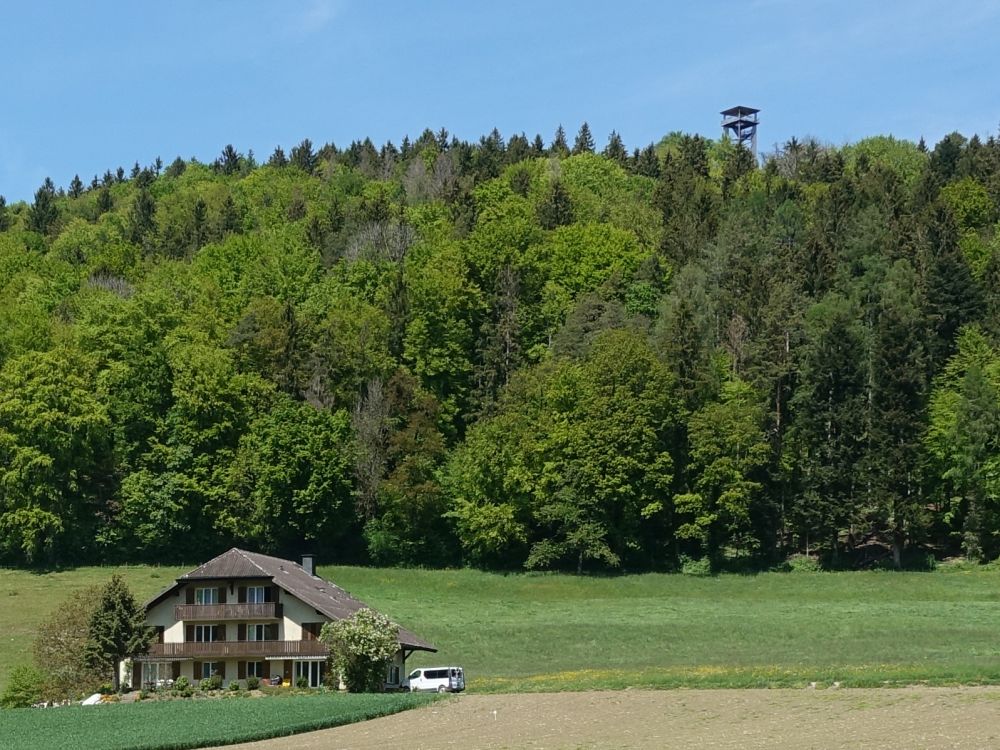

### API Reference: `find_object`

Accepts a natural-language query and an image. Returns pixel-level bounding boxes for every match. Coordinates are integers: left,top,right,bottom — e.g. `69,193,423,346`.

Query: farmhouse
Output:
129,548,435,689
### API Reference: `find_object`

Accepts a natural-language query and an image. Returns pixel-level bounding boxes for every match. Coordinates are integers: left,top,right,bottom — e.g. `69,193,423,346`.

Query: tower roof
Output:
721,105,759,117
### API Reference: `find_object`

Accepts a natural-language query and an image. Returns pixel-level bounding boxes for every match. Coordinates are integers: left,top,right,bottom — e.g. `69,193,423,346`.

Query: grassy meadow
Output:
5,564,1000,696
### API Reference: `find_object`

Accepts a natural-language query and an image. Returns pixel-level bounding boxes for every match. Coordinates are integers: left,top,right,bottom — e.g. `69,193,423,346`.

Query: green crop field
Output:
2,692,433,750
5,564,1000,697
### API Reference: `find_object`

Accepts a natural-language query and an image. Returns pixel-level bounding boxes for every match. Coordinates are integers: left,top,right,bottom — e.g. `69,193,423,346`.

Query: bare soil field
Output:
211,687,1000,750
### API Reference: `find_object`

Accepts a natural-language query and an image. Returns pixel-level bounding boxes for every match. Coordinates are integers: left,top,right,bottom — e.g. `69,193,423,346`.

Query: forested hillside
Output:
1,125,998,571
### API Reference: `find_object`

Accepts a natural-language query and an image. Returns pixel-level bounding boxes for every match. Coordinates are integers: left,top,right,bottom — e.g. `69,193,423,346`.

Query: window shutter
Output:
218,624,227,642
238,661,246,680
156,626,165,644
172,662,181,679
186,625,194,642
238,586,246,603
186,588,195,605
238,624,247,641
219,587,227,604
132,662,142,689
218,662,226,679
263,586,272,603
283,659,293,682
193,661,202,679
267,623,278,640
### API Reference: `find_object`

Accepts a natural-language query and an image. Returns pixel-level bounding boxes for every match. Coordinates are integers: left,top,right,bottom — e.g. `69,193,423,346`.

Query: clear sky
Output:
1,0,997,202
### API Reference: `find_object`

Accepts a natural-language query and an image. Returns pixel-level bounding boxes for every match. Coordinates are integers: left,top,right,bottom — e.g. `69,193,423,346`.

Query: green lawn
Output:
5,564,1000,696
326,565,1000,691
2,692,433,750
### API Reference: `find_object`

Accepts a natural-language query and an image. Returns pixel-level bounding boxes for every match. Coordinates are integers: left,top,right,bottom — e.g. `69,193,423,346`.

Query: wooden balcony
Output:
141,640,328,660
174,603,282,621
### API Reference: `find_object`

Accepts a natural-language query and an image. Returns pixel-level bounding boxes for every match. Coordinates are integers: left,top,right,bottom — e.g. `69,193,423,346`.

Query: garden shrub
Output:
1,665,46,708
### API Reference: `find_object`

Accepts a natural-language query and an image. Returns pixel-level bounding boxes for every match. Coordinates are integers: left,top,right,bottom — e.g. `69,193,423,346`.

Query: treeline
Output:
1,123,999,571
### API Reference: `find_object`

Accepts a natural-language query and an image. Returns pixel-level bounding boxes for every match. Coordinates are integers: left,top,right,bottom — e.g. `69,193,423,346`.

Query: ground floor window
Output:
294,660,325,688
386,665,400,685
202,662,221,679
247,660,265,678
142,662,172,686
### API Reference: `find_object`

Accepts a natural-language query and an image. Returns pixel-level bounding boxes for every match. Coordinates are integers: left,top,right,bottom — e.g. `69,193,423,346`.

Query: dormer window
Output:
195,587,218,605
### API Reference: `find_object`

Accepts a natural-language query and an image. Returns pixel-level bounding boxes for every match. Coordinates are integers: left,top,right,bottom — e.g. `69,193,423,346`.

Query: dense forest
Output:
1,123,999,572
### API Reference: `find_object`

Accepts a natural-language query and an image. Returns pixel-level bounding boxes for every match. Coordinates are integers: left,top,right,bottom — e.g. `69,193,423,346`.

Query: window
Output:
246,586,266,604
387,665,400,685
408,669,421,680
247,624,266,641
195,588,218,605
294,660,325,688
194,625,218,642
247,661,265,678
201,662,220,679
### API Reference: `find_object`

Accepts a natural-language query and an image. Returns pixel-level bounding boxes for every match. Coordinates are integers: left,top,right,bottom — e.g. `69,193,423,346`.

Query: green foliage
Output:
1,665,45,709
320,608,398,692
783,554,822,573
1,693,432,749
245,675,259,690
1,123,1000,572
33,586,104,699
85,574,151,692
200,673,223,691
675,378,770,563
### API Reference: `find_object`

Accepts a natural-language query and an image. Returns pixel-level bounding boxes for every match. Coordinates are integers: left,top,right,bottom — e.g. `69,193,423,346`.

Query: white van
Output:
405,666,465,693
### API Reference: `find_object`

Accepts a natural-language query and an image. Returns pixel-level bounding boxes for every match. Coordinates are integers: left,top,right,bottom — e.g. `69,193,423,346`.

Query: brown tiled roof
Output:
148,548,436,652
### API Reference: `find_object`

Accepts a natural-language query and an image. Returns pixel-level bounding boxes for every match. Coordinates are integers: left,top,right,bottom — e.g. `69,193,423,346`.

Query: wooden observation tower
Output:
721,106,760,158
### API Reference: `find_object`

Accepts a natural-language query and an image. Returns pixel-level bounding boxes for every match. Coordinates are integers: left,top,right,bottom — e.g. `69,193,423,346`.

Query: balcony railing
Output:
140,640,328,660
174,603,282,621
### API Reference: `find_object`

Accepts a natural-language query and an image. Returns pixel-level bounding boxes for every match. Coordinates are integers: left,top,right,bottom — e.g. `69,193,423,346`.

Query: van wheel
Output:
437,686,447,693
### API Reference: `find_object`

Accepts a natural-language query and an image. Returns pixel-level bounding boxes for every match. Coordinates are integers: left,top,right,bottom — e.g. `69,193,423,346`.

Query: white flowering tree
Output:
320,608,398,692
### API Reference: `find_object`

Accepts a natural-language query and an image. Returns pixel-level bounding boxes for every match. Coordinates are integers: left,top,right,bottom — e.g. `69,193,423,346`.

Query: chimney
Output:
301,554,315,576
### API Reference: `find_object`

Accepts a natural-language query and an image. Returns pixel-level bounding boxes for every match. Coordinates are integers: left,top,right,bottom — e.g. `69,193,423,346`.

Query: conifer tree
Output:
788,294,866,560
69,174,84,199
603,131,628,166
0,195,8,232
165,157,187,178
85,574,151,692
130,161,141,180
532,134,546,156
290,138,317,173
28,177,58,235
924,203,984,368
572,122,595,154
551,125,569,157
96,187,113,216
538,180,574,229
217,144,242,175
220,194,242,236
268,146,288,167
635,145,661,178
129,188,157,247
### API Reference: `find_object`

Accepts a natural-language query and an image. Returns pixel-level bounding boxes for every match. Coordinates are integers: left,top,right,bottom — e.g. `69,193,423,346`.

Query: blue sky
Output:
1,0,997,202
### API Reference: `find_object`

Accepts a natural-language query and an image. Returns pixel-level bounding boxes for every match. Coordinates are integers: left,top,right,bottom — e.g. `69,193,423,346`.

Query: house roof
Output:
147,548,436,652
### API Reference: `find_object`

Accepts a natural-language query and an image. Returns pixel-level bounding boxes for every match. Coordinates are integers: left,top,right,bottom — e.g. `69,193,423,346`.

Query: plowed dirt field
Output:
209,687,1000,749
